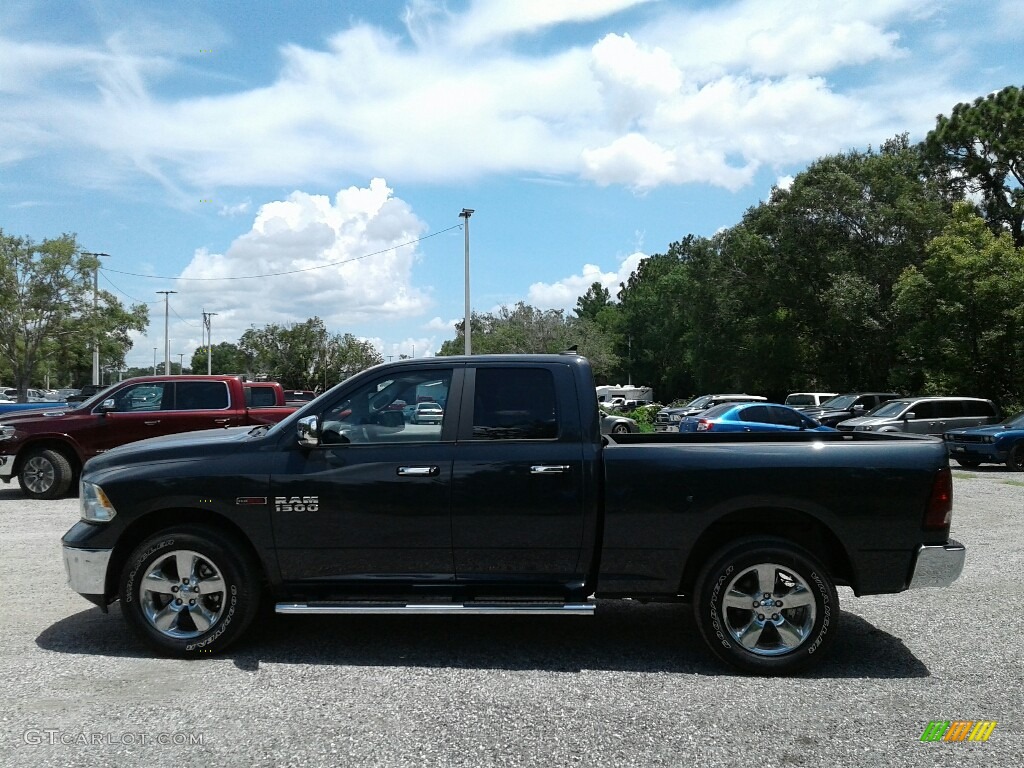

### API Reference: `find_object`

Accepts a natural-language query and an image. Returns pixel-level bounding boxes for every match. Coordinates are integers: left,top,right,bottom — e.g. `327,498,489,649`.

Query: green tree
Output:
892,203,1024,406
922,85,1024,247
574,282,612,321
239,318,382,390
0,231,147,399
189,341,248,376
439,302,620,380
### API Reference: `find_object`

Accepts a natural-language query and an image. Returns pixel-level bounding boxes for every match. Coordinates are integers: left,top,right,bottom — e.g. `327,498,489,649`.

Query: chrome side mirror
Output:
297,415,320,447
98,398,116,413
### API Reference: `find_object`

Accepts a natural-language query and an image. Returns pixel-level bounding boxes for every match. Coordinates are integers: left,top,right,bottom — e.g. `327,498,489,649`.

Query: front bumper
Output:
0,454,13,481
907,540,966,589
945,441,1006,463
62,545,112,597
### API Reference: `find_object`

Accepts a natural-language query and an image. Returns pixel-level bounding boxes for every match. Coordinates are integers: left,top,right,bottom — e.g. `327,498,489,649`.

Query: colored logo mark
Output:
920,721,997,742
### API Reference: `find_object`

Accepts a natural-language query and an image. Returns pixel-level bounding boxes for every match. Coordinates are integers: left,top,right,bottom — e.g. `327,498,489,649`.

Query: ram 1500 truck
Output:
60,355,964,674
1,376,295,500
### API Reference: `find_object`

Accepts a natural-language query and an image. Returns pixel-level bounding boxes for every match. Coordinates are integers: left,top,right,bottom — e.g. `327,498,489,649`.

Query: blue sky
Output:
2,0,1022,370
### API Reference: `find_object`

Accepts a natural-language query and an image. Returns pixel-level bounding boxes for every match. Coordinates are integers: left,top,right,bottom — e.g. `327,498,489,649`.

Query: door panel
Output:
450,365,587,586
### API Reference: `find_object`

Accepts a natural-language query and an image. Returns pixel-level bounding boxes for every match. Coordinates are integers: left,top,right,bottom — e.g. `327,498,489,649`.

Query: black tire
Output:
1006,444,1024,472
19,448,73,499
119,526,261,656
955,458,981,468
611,423,630,434
693,537,838,675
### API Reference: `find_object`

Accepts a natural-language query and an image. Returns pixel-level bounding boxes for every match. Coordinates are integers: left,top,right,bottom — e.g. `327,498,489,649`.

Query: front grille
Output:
947,434,985,444
837,424,855,432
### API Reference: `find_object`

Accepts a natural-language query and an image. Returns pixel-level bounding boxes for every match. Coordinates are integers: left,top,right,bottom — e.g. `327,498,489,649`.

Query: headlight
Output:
80,481,117,522
983,436,995,444
669,414,681,422
0,425,15,441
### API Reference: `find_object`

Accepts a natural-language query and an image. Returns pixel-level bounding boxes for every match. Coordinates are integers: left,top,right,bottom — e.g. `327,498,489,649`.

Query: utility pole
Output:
202,310,218,374
153,347,158,375
177,353,185,373
81,252,109,386
459,208,474,355
156,291,177,375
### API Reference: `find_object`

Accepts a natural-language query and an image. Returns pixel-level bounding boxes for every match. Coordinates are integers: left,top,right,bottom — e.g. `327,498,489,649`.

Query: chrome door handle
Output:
530,465,570,474
144,420,160,426
397,466,439,477
214,418,231,424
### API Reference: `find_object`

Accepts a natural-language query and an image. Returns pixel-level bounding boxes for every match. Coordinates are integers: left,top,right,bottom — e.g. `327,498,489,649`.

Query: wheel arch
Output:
678,507,856,596
106,508,269,601
14,438,82,477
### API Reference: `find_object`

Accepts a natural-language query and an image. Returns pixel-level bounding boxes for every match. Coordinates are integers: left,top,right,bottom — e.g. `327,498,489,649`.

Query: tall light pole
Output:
177,353,185,373
459,208,474,355
156,291,177,375
153,347,158,375
203,310,218,374
81,252,109,386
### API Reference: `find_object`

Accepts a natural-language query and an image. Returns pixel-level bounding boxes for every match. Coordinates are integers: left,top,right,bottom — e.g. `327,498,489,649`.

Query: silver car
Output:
837,396,998,436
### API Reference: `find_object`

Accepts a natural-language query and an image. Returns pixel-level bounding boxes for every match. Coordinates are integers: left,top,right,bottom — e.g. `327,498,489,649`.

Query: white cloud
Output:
162,179,432,353
218,199,251,217
776,175,795,191
0,0,1004,195
527,252,647,310
423,316,458,331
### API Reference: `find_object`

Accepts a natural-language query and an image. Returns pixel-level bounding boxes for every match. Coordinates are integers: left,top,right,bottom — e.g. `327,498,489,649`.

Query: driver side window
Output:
320,369,453,444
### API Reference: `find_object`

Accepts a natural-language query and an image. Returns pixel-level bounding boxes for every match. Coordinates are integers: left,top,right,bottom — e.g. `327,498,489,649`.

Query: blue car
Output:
944,412,1024,470
678,402,838,433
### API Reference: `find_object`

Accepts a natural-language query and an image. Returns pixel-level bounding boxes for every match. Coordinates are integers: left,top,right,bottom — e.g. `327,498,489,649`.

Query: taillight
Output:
924,466,953,530
696,419,713,432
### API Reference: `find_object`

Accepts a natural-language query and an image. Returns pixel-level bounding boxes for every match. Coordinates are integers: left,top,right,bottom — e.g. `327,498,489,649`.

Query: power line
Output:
99,271,162,305
99,225,462,282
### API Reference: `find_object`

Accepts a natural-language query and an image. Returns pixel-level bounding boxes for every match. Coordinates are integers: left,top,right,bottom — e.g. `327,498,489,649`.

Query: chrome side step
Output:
275,601,595,616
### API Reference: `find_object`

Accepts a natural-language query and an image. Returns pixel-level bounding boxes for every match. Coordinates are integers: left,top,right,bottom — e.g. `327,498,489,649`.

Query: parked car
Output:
0,375,297,499
837,396,999,437
803,392,903,427
654,394,767,432
411,401,444,425
283,389,317,406
64,384,108,404
55,388,81,401
1,387,49,402
600,409,638,435
784,392,838,409
678,402,837,433
944,412,1024,470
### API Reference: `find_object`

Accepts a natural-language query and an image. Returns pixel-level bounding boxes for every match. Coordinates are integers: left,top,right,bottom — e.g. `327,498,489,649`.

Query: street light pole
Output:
203,310,218,374
177,353,184,373
459,208,474,355
156,291,177,375
81,252,109,386
153,347,158,375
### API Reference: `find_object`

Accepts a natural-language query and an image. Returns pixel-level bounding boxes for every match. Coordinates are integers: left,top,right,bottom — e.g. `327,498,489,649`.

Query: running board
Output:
275,601,595,616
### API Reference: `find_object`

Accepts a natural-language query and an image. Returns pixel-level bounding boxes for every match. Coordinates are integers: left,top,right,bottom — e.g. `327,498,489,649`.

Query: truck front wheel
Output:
693,538,838,675
119,527,261,656
19,448,73,499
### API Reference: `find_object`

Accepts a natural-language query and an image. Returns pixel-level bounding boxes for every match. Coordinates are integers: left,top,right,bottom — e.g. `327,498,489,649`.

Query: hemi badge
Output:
235,497,268,506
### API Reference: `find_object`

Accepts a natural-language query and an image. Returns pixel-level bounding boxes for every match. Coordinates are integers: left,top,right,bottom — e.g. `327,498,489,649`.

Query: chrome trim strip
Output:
62,546,113,595
275,602,595,616
907,541,966,589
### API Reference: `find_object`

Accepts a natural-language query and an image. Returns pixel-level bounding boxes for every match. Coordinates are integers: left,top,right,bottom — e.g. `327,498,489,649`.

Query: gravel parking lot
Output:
0,469,1021,768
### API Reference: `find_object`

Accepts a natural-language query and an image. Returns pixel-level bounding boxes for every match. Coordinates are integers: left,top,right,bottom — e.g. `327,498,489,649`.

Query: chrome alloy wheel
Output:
22,455,55,495
138,549,227,639
720,562,817,656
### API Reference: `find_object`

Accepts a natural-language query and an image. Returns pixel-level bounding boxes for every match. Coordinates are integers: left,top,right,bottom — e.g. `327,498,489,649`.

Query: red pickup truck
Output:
0,376,296,499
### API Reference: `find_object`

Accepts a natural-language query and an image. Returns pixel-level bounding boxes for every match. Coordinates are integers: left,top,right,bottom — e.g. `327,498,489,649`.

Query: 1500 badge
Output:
275,496,319,512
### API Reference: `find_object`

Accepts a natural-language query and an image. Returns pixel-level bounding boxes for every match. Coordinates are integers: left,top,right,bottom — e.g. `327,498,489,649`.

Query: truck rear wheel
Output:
19,448,73,499
693,538,838,675
119,527,261,656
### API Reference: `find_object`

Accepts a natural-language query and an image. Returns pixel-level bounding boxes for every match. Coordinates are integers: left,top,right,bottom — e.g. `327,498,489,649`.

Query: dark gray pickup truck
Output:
61,354,964,674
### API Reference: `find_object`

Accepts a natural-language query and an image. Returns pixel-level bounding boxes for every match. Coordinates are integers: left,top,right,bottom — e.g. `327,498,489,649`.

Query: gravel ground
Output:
0,469,1021,768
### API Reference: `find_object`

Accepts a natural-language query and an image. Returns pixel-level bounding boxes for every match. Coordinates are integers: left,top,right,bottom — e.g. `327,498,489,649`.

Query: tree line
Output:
439,86,1024,413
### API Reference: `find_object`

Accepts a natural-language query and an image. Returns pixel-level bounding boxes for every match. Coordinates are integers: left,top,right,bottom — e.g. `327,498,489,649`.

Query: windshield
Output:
1001,412,1024,427
683,395,712,409
819,394,856,409
865,400,913,418
785,394,816,406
